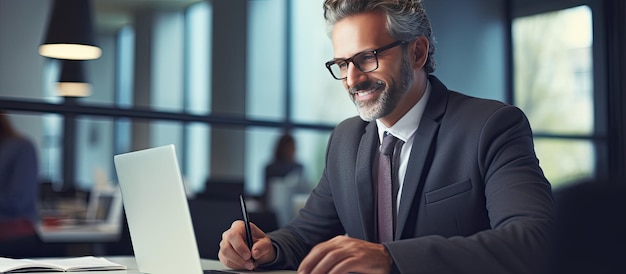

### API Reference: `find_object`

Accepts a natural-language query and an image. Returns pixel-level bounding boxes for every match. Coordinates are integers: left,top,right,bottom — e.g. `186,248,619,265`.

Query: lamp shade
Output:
39,0,102,60
57,60,91,97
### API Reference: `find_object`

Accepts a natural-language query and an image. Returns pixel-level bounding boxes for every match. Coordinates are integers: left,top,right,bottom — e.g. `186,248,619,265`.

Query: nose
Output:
345,62,367,88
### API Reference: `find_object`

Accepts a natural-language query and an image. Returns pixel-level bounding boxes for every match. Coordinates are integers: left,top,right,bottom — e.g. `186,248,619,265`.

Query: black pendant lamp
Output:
57,60,91,97
39,0,102,60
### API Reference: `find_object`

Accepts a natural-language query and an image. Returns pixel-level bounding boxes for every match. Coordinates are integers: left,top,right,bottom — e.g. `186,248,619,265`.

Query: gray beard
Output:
354,53,414,121
354,80,387,121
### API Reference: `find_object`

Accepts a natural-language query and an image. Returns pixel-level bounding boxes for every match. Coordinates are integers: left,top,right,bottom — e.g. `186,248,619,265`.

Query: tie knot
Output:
380,132,398,156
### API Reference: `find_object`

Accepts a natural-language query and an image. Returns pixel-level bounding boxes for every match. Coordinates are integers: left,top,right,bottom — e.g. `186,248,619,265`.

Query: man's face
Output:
331,11,414,122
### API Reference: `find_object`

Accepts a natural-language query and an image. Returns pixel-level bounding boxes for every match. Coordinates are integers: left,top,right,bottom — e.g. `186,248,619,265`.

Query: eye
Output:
356,52,376,63
336,61,348,69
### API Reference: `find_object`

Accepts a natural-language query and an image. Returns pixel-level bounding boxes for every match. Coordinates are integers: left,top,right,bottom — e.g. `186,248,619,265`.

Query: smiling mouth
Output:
350,80,386,99
354,89,378,97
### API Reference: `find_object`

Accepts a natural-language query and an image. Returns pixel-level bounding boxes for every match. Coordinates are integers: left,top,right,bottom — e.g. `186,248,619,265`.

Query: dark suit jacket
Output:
266,75,554,274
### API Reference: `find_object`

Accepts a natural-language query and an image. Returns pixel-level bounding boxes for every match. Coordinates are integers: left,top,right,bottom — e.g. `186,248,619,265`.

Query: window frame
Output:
508,0,610,187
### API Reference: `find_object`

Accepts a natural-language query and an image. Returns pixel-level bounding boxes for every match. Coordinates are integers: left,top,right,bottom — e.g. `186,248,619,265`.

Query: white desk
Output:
36,223,120,243
21,256,295,274
35,224,124,257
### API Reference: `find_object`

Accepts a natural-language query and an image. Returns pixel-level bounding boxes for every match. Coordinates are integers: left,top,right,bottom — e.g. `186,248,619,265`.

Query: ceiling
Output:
92,0,203,33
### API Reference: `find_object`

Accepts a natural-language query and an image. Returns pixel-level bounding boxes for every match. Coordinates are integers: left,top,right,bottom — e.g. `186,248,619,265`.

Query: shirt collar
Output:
377,79,431,143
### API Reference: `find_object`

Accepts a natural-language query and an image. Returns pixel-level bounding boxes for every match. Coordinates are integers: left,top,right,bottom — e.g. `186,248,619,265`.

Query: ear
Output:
412,36,429,69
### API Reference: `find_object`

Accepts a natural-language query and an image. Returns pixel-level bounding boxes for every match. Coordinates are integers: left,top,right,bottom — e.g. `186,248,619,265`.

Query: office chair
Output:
551,181,626,274
187,198,242,260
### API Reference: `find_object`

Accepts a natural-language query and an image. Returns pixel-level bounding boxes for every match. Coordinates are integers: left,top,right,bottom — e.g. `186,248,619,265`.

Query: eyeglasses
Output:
325,40,407,80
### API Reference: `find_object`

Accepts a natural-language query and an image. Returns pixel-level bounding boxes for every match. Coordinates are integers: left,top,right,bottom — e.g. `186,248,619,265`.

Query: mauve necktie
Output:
377,132,401,243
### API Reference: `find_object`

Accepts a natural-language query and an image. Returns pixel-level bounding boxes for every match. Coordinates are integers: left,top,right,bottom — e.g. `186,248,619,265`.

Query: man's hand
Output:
218,220,275,270
297,235,392,274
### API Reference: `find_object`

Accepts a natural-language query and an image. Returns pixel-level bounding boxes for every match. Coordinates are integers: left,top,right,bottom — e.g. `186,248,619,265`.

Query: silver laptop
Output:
85,186,123,225
114,145,294,274
114,145,221,274
37,186,123,242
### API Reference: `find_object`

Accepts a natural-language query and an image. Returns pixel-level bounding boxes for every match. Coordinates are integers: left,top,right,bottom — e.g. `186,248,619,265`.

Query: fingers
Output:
301,248,350,274
218,220,276,270
297,236,392,274
249,222,265,238
218,220,256,270
298,236,346,274
248,222,277,265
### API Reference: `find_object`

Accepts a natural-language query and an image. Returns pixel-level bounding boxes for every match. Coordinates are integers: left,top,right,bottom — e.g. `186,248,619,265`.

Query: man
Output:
219,0,554,273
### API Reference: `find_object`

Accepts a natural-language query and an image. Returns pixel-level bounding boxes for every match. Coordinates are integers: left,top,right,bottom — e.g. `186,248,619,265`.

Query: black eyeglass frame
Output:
324,40,408,80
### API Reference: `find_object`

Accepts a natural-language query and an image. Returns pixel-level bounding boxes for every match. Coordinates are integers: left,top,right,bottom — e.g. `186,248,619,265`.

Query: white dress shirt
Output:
376,79,431,211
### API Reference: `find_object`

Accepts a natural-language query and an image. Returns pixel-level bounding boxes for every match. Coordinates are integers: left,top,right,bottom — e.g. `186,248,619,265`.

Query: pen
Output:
239,194,255,262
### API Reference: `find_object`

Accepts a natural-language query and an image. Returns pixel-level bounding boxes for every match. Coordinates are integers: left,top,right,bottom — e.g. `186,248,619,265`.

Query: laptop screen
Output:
114,144,205,274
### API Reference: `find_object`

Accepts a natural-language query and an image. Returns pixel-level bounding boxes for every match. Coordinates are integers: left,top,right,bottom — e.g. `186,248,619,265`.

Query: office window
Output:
40,60,64,187
3,0,344,194
42,115,63,186
114,118,131,157
76,117,115,190
290,0,356,125
186,1,211,115
512,5,594,188
247,0,286,121
116,26,134,109
152,12,185,112
245,0,287,196
112,26,134,183
185,122,210,194
182,2,212,193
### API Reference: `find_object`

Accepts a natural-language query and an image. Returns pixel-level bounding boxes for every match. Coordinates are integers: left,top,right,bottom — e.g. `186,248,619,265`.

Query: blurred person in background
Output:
0,111,41,257
263,134,307,220
264,134,304,195
265,134,303,181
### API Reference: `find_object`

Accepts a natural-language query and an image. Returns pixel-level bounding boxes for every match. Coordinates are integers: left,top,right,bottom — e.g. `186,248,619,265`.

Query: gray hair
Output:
323,0,437,73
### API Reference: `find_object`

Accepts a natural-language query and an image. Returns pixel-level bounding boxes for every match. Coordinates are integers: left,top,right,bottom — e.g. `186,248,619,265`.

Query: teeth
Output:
356,90,375,97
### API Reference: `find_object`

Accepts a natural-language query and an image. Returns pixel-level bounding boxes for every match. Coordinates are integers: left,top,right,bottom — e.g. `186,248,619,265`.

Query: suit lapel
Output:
355,122,379,242
395,75,448,239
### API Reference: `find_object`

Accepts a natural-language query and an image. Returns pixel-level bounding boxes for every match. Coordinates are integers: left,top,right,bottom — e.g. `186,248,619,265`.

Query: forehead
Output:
331,11,394,59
